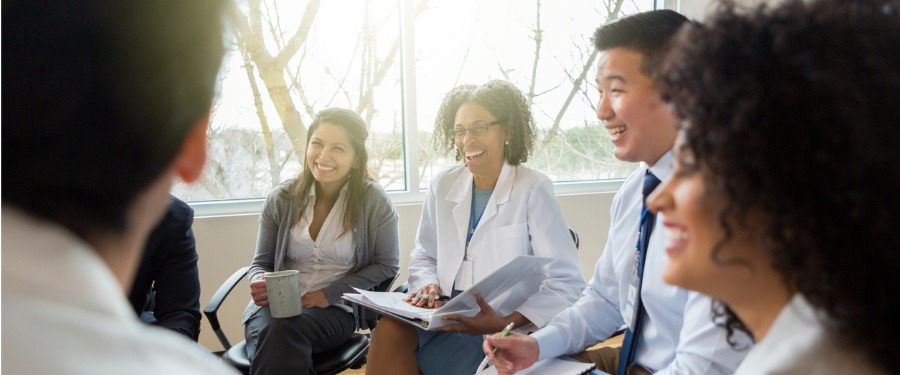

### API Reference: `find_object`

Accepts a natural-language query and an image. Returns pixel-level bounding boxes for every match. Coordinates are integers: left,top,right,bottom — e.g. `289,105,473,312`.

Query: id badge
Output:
623,249,642,329
623,273,641,328
455,259,474,291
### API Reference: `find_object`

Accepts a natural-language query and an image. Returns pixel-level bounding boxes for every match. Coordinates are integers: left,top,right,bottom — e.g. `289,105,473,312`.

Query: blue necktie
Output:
616,170,661,375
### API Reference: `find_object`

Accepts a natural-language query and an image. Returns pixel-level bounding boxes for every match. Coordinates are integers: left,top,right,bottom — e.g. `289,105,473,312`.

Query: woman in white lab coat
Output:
366,80,585,375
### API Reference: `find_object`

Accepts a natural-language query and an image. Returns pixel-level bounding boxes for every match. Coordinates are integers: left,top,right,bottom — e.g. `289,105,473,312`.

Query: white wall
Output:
192,191,614,351
678,0,714,19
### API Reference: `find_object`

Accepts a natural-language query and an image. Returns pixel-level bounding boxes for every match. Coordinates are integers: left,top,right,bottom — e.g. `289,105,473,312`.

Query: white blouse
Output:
285,185,356,296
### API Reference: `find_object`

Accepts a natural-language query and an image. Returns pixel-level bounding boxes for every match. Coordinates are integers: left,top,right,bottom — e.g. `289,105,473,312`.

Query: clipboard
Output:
342,255,552,330
474,357,599,375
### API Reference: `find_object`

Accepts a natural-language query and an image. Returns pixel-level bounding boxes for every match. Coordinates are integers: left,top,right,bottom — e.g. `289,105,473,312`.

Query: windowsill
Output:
190,179,625,218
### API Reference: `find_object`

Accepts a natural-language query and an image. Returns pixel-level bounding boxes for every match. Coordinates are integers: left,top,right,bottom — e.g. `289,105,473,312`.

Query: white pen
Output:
475,322,515,373
416,293,451,301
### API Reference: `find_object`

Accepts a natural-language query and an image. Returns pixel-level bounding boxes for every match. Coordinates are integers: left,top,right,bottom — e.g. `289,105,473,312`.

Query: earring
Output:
504,141,509,145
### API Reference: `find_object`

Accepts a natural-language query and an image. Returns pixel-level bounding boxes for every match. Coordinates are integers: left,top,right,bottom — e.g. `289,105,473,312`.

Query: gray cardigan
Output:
243,180,400,321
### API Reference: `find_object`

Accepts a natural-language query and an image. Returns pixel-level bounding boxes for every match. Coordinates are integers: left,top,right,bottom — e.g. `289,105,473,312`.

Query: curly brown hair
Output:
656,0,900,372
432,80,536,165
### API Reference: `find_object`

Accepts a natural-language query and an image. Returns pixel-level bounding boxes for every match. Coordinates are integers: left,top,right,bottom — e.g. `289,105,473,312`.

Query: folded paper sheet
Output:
343,255,552,330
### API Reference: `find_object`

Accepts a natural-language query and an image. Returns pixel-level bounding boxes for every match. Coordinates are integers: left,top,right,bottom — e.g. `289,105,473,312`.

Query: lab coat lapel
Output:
477,162,515,228
447,168,474,256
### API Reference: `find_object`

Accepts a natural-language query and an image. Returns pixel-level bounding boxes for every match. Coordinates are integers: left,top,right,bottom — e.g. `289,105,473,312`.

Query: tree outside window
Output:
174,0,649,202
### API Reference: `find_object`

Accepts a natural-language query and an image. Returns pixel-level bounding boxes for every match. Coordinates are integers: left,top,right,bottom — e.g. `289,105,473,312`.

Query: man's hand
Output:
483,331,541,374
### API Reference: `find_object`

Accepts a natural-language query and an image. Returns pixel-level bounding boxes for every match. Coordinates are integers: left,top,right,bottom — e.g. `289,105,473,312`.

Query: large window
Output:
174,0,652,206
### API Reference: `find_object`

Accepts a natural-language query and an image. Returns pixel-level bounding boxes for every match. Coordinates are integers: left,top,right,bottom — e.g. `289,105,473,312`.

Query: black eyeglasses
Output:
453,120,501,138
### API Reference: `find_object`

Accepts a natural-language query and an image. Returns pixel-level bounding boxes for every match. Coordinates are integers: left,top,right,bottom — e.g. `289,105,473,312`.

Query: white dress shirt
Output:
1,206,239,375
532,150,751,374
735,294,885,375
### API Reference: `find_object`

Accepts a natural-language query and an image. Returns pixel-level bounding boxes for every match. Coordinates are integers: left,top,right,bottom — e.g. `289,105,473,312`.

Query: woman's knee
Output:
372,316,417,349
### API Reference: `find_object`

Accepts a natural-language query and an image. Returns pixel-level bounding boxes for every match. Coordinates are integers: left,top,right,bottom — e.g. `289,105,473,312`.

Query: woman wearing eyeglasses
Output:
366,80,585,375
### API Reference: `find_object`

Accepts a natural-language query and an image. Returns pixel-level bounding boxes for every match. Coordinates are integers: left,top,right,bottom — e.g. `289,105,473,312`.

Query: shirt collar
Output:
308,182,350,199
646,148,675,182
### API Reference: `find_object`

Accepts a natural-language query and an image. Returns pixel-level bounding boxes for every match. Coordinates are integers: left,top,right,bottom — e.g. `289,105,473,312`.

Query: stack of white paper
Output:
343,255,552,330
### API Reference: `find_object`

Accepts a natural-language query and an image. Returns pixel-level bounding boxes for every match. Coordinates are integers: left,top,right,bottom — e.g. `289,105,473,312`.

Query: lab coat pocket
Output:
488,222,529,267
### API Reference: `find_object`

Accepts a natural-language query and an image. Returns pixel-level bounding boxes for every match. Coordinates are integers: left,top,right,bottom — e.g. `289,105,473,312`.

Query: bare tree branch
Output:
239,48,282,186
526,0,543,107
273,0,322,69
230,0,308,160
538,0,624,149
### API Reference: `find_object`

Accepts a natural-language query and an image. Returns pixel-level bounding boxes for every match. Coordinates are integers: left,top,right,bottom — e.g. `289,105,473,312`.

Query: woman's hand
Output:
435,293,509,335
405,283,445,308
249,278,269,306
301,290,330,308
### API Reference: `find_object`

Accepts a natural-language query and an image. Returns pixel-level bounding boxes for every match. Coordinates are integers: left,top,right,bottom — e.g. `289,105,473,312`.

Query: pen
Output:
475,322,515,373
416,293,451,301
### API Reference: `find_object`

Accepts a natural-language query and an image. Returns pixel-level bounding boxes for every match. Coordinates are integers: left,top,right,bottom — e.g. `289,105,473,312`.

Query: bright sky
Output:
211,0,652,135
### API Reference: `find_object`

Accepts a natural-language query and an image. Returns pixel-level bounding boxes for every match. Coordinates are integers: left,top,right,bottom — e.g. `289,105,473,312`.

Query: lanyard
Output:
464,191,485,260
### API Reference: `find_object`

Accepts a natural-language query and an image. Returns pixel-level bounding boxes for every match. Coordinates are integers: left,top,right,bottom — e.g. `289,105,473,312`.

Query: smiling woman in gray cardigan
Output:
243,108,400,375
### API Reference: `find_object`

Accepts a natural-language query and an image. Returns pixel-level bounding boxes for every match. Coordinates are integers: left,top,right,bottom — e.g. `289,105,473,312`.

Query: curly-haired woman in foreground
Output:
648,1,900,373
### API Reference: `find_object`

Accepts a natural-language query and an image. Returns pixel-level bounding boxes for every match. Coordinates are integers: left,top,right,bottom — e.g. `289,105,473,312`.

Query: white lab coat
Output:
408,162,585,328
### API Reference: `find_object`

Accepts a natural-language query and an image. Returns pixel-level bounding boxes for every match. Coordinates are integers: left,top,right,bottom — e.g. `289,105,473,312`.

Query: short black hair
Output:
592,9,689,74
433,80,536,165
657,0,900,372
2,0,225,237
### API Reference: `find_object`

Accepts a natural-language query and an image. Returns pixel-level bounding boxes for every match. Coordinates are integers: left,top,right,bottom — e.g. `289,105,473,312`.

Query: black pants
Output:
244,305,356,375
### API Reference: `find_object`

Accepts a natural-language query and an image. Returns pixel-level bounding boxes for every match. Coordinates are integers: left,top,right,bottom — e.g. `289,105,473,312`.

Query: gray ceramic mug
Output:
264,270,302,318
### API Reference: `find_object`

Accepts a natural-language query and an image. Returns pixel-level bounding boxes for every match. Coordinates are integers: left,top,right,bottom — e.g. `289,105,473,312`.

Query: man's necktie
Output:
616,170,662,375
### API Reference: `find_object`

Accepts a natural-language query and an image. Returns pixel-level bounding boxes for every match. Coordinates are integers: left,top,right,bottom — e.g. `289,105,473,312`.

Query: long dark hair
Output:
285,108,373,237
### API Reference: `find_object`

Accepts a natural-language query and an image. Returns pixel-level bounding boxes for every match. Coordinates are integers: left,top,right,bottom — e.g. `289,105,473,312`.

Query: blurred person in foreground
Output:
1,0,237,373
646,0,900,373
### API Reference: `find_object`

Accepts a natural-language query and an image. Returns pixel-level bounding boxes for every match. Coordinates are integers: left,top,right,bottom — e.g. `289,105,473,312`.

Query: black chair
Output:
204,267,397,375
569,227,580,250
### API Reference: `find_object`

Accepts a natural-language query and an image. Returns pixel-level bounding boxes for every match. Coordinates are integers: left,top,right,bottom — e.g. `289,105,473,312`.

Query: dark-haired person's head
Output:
592,9,689,75
651,0,900,373
303,107,373,187
3,0,225,239
592,10,688,166
290,107,374,236
433,80,536,167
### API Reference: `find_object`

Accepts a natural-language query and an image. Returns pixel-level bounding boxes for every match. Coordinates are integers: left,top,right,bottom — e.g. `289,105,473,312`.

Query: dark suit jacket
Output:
128,196,202,341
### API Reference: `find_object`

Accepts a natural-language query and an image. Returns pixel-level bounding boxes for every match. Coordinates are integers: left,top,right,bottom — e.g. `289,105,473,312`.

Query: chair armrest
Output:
203,266,250,350
356,274,399,331
393,282,409,294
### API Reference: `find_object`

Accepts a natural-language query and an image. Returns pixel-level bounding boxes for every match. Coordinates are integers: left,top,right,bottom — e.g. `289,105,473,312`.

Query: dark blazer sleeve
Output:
129,196,202,341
